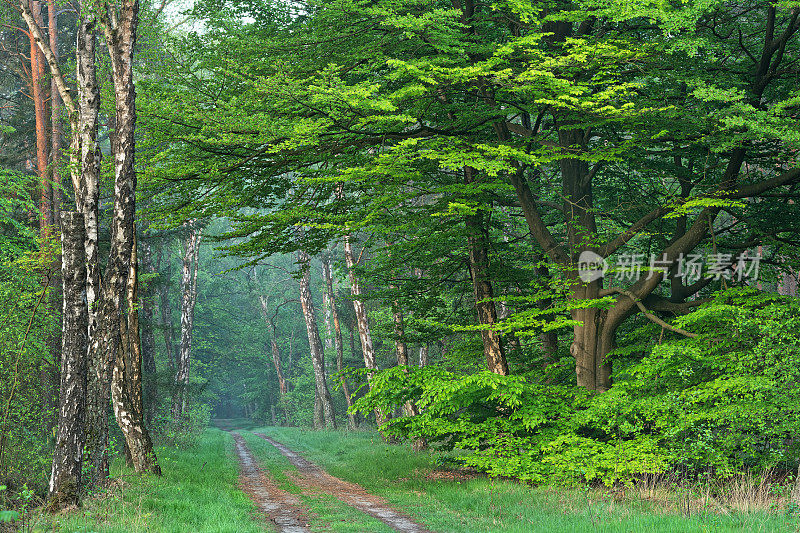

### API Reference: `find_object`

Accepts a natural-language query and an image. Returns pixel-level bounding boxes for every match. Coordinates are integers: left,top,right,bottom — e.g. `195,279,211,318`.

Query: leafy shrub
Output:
151,400,212,449
354,289,800,486
278,354,316,426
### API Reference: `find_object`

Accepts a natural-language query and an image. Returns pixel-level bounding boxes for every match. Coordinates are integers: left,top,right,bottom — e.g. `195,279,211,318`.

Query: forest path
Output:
254,432,432,533
231,432,311,533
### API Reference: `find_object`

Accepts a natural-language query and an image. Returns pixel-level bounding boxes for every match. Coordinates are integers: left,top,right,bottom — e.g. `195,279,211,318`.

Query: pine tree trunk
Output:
322,257,356,430
173,223,200,419
464,167,509,375
342,235,385,427
48,212,88,510
297,249,336,429
30,0,50,235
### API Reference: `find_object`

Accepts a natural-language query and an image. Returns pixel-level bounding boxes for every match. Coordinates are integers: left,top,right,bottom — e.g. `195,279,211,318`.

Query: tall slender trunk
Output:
414,269,430,368
464,167,509,375
48,212,88,510
30,0,50,235
342,235,385,427
322,257,356,430
173,223,200,419
418,345,428,367
256,294,288,395
112,234,161,474
101,0,159,474
76,13,106,487
140,239,157,425
41,0,63,433
321,260,334,350
47,0,61,212
297,250,336,429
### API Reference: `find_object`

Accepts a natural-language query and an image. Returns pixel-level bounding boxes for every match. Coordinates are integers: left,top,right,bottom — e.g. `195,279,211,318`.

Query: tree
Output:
297,248,336,429
47,212,87,508
173,221,201,419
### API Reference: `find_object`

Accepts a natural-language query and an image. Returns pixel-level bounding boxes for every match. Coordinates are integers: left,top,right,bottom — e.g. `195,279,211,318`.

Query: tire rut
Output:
231,432,311,533
254,432,432,533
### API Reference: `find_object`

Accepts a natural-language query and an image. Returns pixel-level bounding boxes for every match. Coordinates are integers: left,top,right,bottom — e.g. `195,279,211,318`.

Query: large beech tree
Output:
143,0,800,393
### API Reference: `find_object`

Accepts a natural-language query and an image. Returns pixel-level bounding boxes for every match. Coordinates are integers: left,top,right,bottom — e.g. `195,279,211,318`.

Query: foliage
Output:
356,289,800,486
251,426,800,532
151,399,212,449
0,173,56,499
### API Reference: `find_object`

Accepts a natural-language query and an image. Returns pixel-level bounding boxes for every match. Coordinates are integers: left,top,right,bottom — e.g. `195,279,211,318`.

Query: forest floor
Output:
23,422,800,532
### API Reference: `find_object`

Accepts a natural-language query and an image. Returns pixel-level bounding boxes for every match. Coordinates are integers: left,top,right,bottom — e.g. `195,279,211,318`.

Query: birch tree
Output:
173,222,201,419
321,255,356,430
47,212,87,507
297,249,336,429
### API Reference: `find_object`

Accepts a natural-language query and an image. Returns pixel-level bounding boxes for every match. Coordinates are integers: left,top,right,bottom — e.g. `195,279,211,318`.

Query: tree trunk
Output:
464,167,509,375
30,0,50,235
112,234,161,474
76,12,107,487
418,344,428,367
48,212,88,510
313,391,324,429
173,223,201,419
342,235,385,427
47,0,61,211
101,0,160,474
535,262,558,366
256,293,288,395
321,260,334,350
41,0,64,434
414,269,430,368
297,249,336,429
322,256,356,430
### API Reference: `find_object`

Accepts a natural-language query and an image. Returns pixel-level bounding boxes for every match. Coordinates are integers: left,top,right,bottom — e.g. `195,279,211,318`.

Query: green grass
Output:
23,425,800,532
212,418,262,431
252,426,800,533
29,429,267,532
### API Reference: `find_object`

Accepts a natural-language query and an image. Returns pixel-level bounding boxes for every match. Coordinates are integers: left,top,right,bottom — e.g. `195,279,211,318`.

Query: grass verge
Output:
253,426,800,533
27,428,266,533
